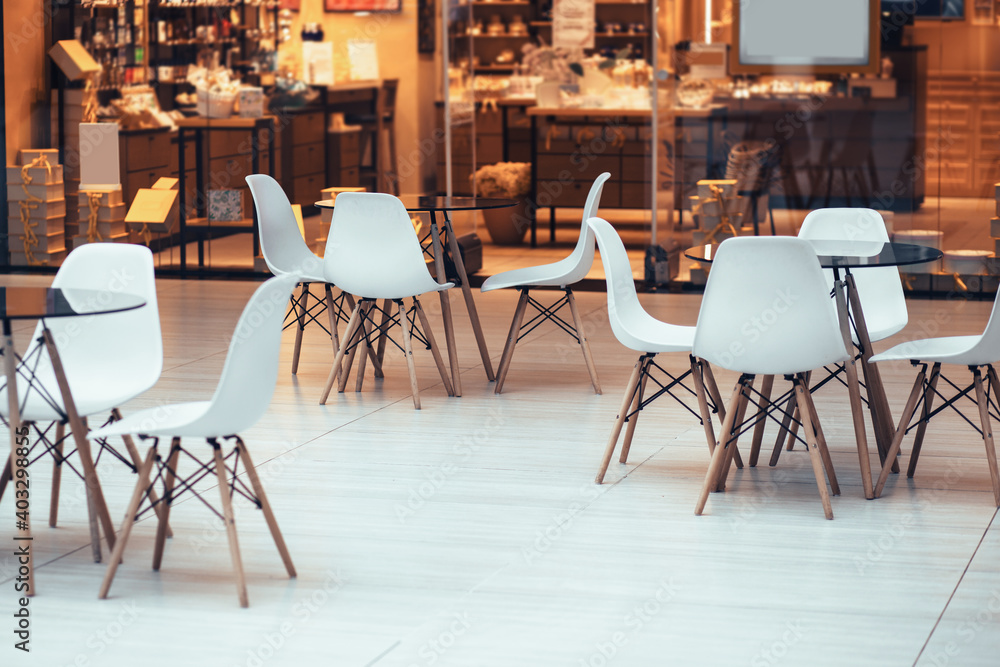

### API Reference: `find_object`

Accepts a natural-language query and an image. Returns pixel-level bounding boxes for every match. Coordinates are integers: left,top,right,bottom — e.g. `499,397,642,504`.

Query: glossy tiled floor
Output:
1,274,999,666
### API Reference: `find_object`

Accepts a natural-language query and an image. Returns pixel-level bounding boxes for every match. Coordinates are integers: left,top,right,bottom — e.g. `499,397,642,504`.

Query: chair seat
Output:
614,313,696,354
480,258,579,292
870,335,985,366
336,279,454,301
0,370,151,423
88,401,214,440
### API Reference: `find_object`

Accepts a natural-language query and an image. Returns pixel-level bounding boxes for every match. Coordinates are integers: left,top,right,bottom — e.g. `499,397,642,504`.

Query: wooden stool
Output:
346,79,399,195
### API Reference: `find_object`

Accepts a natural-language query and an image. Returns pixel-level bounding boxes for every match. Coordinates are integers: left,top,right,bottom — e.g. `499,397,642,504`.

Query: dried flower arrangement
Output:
471,162,531,198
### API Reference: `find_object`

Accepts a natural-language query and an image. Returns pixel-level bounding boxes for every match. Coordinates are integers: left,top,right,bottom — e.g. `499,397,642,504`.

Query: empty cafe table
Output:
0,286,146,594
317,195,516,396
686,239,943,498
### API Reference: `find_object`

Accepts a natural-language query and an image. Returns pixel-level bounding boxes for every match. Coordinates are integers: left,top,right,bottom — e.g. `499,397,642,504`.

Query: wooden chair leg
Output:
795,378,834,520
770,389,797,467
495,289,530,395
567,289,601,395
596,356,644,484
291,283,309,375
696,376,748,515
874,367,926,498
374,298,392,376
320,300,363,404
973,368,1000,506
717,377,752,491
749,375,774,467
354,302,371,393
152,439,181,572
801,373,839,497
324,285,342,383
619,358,650,464
908,362,940,478
111,409,173,538
213,441,248,608
705,363,743,470
692,357,719,455
414,298,455,396
398,299,422,410
0,454,10,502
338,301,368,394
99,446,156,600
49,422,65,527
235,439,296,577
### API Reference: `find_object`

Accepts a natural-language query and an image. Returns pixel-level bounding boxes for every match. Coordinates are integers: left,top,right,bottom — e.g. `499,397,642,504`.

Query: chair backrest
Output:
798,207,907,342
379,79,399,120
246,174,323,279
693,236,848,376
33,243,162,405
587,216,649,348
959,287,1000,362
556,172,610,286
196,275,299,437
323,192,447,299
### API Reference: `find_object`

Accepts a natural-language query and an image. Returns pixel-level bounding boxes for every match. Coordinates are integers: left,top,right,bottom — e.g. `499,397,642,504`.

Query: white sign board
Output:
79,122,121,191
348,40,380,81
553,0,595,50
303,41,335,85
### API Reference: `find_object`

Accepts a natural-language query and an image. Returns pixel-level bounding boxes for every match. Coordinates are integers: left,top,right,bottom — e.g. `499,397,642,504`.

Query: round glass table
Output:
684,239,944,500
315,196,517,396
2,286,146,594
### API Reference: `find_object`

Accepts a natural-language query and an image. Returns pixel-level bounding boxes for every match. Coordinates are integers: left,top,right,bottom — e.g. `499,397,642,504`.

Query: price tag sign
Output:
553,0,595,50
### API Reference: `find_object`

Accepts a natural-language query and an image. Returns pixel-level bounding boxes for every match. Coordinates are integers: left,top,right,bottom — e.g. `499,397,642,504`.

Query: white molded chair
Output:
481,173,610,395
247,174,349,375
869,290,1000,505
589,216,728,484
693,236,850,519
88,274,300,608
799,207,907,342
319,192,454,409
767,208,909,457
0,244,163,539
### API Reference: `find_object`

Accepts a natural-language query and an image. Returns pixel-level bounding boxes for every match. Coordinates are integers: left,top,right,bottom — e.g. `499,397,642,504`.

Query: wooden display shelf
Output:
186,217,255,229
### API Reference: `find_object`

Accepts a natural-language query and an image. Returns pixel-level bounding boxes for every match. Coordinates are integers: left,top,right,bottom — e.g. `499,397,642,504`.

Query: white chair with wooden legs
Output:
482,173,610,395
588,216,729,484
88,275,300,608
769,208,907,468
869,289,1000,505
693,237,850,520
319,192,454,409
0,244,166,552
247,174,352,377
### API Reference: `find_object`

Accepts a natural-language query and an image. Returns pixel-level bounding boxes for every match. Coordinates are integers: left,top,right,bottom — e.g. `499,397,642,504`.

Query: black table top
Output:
684,240,944,270
315,195,517,212
0,287,146,321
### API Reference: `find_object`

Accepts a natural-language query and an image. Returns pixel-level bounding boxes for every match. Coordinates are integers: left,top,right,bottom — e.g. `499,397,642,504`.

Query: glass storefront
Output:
440,0,1000,292
3,1,1000,285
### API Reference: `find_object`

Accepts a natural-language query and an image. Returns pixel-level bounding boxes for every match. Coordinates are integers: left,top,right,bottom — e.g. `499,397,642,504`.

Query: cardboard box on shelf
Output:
18,149,60,166
7,165,64,185
9,199,67,219
8,214,66,236
10,250,67,267
208,189,243,222
7,182,65,201
9,231,66,254
78,188,123,207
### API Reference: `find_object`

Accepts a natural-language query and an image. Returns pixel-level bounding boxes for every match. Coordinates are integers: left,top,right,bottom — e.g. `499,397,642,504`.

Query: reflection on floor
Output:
153,196,998,288
5,275,999,666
